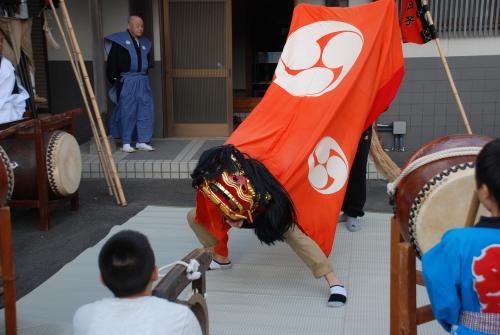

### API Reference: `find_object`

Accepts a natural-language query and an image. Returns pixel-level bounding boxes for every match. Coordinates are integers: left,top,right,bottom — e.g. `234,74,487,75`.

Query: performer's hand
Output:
225,218,244,228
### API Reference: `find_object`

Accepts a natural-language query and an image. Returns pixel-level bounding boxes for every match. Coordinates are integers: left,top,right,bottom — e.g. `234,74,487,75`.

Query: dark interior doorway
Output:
231,0,293,128
230,0,348,128
232,0,294,99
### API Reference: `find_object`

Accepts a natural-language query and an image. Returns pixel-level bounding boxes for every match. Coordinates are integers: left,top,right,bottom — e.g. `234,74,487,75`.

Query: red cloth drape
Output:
197,0,404,256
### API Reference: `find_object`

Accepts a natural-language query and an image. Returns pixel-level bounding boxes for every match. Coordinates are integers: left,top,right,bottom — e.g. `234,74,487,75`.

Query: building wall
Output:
344,1,500,165
46,0,164,143
45,0,500,149
46,2,93,61
387,24,500,164
379,55,500,165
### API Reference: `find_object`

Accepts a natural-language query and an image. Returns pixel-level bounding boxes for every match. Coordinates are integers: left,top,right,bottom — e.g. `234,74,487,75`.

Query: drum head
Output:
0,145,14,206
46,131,82,197
410,163,488,256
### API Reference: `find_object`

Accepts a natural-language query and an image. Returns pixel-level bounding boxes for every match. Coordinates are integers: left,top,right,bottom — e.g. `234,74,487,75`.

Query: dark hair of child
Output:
98,230,155,297
475,138,500,206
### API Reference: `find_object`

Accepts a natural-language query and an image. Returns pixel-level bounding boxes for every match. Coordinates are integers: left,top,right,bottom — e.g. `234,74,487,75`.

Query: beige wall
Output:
46,1,92,61
102,0,129,40
47,0,161,62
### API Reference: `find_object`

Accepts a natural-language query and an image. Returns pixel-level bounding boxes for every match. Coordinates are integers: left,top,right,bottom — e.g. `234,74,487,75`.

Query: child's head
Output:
475,138,500,214
98,230,156,297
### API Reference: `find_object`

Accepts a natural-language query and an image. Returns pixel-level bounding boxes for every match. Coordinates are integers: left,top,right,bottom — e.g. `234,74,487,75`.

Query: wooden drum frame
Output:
0,109,82,230
389,134,491,335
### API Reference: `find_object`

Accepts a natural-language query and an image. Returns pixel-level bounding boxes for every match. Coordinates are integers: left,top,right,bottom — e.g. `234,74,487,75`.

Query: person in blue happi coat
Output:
422,138,500,335
104,16,154,153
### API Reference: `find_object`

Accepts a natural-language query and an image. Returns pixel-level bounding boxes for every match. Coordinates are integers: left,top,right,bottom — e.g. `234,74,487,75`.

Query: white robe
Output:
0,56,29,125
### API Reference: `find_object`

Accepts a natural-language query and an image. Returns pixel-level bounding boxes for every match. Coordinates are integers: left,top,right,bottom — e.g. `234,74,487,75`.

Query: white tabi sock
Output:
328,285,347,307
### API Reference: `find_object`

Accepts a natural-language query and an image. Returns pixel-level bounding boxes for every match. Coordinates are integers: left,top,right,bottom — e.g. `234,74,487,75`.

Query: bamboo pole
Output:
421,0,473,135
48,0,117,202
421,1,480,220
57,0,127,206
58,6,119,203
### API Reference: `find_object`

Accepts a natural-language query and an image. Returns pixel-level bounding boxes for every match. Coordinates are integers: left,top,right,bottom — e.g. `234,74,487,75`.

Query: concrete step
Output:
79,138,386,180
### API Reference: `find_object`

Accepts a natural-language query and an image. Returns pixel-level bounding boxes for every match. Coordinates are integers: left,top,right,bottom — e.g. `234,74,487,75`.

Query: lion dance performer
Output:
188,0,404,307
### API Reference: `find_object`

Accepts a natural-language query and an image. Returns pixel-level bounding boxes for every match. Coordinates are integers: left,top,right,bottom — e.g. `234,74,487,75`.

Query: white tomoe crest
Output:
308,137,349,195
274,21,363,97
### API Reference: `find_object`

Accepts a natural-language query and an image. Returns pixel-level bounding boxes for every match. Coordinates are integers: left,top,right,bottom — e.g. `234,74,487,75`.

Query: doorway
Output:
161,0,232,137
231,0,294,128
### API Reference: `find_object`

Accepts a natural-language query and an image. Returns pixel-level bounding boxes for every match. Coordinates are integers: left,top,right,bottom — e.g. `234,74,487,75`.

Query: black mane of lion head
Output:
191,144,296,245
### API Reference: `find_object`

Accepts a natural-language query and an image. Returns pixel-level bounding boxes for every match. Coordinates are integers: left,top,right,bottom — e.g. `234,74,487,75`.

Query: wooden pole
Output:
0,207,17,335
54,0,120,203
390,217,401,335
398,242,417,335
390,218,436,335
48,0,117,202
416,305,435,325
57,0,127,206
421,1,473,135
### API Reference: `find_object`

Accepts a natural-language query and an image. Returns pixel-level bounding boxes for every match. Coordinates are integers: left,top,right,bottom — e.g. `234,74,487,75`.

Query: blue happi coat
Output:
422,217,500,335
104,32,154,144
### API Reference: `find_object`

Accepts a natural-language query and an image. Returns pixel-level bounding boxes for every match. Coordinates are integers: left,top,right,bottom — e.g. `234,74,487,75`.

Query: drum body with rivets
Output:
393,134,491,257
0,145,14,206
1,130,81,200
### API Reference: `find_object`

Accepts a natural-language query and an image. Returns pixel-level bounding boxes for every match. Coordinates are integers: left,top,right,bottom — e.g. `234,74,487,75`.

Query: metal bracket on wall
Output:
376,121,406,152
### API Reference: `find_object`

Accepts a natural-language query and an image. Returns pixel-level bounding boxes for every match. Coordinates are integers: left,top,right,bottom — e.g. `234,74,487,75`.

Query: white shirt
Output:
73,296,202,335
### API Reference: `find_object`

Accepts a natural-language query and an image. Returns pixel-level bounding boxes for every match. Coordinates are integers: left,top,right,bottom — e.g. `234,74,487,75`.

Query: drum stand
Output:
390,192,481,334
8,110,81,230
390,216,434,335
0,206,17,335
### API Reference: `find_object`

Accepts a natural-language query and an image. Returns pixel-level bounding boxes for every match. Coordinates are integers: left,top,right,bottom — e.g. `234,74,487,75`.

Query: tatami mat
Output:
1,206,445,334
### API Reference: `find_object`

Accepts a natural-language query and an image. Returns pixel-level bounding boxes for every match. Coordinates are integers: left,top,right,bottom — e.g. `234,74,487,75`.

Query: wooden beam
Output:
390,216,400,335
233,97,261,113
0,207,17,335
416,305,435,325
153,248,212,301
398,242,417,335
416,270,425,286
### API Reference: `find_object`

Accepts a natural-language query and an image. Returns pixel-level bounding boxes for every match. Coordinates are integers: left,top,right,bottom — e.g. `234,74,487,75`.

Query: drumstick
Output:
57,0,128,206
464,191,480,227
48,0,118,203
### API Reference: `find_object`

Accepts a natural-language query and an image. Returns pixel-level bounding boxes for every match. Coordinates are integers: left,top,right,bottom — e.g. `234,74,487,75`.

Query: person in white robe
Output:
0,35,29,124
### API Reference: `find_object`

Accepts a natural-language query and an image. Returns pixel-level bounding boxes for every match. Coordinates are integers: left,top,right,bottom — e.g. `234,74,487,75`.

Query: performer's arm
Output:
422,232,461,332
